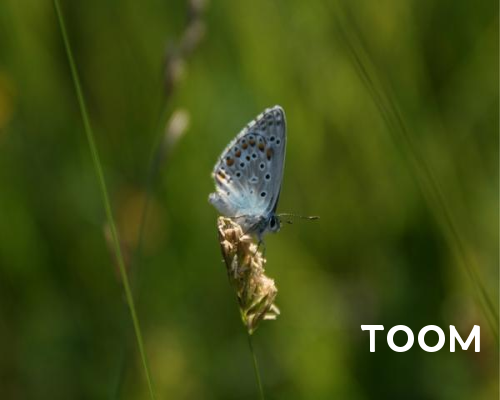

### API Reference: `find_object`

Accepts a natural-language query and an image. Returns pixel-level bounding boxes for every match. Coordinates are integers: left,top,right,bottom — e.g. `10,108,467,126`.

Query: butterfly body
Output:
209,106,286,240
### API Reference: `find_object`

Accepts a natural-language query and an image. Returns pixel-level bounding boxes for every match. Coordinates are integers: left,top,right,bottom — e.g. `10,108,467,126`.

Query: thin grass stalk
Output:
333,8,498,339
247,332,265,400
131,0,207,297
114,0,206,394
53,1,156,398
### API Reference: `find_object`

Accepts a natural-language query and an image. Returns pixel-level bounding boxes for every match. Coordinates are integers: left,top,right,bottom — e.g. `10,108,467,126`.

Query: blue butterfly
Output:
209,106,287,241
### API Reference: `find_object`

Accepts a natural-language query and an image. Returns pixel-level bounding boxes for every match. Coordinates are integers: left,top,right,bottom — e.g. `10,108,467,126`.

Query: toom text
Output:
361,325,480,352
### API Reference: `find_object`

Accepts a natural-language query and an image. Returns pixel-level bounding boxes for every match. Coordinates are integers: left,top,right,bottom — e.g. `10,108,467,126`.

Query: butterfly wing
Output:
209,106,286,230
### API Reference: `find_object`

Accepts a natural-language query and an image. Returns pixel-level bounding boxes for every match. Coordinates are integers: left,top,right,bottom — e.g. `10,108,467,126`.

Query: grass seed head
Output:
217,217,279,334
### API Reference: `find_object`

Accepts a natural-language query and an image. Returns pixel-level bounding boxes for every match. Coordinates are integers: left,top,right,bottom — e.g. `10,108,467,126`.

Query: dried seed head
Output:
217,217,279,334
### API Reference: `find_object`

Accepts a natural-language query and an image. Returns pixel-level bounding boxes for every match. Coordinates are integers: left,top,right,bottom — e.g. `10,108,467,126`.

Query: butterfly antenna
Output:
278,213,320,221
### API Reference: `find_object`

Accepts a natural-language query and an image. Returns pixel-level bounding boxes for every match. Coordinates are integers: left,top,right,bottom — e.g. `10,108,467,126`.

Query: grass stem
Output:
247,332,265,400
332,7,498,340
53,1,156,398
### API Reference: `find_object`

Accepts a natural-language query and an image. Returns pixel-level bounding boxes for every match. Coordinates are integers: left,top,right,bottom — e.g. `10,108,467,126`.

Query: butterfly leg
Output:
254,235,266,257
259,239,267,257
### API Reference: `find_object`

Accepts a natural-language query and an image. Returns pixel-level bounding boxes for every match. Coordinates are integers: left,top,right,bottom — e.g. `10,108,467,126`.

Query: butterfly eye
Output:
270,218,275,228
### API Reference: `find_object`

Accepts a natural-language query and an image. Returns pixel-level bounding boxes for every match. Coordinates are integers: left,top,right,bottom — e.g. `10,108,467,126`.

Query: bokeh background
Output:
0,0,498,399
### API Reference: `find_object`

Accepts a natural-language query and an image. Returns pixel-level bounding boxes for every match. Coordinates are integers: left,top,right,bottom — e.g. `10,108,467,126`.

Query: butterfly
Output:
209,106,287,241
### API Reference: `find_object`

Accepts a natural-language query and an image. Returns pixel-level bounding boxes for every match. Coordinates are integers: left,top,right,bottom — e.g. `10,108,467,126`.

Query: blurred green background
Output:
0,0,498,399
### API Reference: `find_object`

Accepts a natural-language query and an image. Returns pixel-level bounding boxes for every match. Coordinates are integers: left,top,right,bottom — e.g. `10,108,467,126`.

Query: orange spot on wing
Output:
258,143,265,151
235,150,241,157
266,148,273,160
226,157,234,166
242,143,248,150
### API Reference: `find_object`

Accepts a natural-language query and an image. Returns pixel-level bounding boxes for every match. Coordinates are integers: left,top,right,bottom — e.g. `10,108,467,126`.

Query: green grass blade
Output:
333,6,498,340
53,1,157,397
